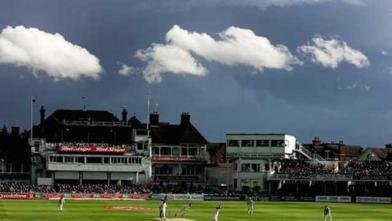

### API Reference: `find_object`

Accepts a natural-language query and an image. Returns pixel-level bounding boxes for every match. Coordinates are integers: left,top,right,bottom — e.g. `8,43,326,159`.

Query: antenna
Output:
146,94,150,130
82,96,86,111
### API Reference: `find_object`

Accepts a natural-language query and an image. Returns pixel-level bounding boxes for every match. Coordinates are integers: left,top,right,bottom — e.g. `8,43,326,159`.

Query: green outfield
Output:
1,200,392,221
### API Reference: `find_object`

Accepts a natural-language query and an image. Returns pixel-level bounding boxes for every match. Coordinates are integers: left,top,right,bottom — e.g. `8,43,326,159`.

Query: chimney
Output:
11,126,20,136
338,140,346,160
122,108,128,122
181,112,190,125
40,106,45,124
312,136,321,147
149,112,159,126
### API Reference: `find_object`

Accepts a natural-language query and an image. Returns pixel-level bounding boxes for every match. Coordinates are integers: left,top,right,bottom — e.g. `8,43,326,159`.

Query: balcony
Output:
151,155,206,162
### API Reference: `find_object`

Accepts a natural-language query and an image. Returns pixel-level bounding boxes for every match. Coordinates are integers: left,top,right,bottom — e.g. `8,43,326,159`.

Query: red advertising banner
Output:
0,192,34,199
57,145,127,154
129,193,151,200
42,193,64,199
71,193,95,199
100,193,123,199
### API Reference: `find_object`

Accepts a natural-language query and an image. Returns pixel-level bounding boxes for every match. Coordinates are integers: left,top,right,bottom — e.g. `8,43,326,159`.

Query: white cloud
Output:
0,26,102,80
298,36,369,69
118,64,138,76
135,43,207,83
135,25,300,83
166,25,301,71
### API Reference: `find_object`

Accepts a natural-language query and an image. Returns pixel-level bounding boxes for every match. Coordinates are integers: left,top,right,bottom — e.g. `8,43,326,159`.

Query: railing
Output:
295,144,327,164
151,155,207,162
268,173,353,181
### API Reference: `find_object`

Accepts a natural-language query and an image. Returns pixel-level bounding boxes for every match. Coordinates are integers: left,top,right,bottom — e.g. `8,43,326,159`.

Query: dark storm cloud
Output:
0,0,391,147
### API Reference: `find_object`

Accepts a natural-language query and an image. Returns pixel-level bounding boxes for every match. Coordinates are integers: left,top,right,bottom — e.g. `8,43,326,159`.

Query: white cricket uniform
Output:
324,207,332,221
160,202,167,221
247,199,254,214
213,207,221,221
59,197,65,211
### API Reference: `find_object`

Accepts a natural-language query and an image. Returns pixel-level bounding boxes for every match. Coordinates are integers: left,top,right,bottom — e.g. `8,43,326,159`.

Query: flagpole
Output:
30,96,34,142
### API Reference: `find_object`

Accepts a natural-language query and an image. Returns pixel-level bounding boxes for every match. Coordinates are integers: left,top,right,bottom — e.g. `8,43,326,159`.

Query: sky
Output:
0,0,392,147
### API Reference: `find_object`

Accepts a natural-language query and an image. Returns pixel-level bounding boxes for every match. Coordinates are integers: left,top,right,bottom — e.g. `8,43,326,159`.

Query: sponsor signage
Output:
128,193,151,200
99,193,124,200
153,193,204,201
71,193,95,199
316,196,351,203
356,197,391,204
204,195,241,201
57,145,127,154
0,192,34,199
42,192,64,199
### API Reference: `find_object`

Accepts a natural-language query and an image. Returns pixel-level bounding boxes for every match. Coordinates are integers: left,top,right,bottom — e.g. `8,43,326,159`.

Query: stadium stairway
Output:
294,143,328,165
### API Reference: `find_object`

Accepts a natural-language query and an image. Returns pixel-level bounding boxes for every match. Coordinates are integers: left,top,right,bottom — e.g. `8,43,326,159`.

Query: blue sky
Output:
0,0,392,146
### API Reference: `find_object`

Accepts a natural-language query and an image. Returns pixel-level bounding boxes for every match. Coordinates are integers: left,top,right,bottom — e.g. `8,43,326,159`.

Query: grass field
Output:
1,200,392,221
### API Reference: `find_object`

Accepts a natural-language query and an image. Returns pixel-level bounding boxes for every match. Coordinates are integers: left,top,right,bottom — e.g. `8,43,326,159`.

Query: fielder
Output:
159,199,167,221
175,203,192,218
247,197,254,215
324,205,332,221
58,194,65,211
213,204,222,221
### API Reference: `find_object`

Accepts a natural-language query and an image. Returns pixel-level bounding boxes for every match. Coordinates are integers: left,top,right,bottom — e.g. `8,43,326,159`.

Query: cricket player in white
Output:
59,194,65,211
159,199,167,221
213,204,222,221
324,205,332,221
247,197,254,215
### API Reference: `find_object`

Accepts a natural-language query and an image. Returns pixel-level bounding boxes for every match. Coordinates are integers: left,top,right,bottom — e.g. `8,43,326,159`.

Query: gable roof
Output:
149,122,208,145
46,109,119,123
363,148,392,161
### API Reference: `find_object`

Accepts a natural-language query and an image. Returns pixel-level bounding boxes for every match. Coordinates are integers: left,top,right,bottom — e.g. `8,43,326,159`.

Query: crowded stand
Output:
273,159,335,177
0,182,151,194
342,160,392,180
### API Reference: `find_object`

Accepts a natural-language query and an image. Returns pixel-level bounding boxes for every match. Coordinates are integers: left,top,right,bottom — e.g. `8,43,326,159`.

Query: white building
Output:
225,133,297,191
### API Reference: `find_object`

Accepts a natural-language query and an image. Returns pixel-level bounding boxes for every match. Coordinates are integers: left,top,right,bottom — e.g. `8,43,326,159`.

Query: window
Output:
251,164,260,172
188,148,198,156
161,147,171,155
56,156,63,163
153,147,159,155
241,140,254,147
265,163,270,171
256,140,269,147
64,156,73,163
227,140,239,147
241,164,251,172
181,147,188,156
172,147,180,156
135,129,147,136
87,157,102,164
103,157,109,164
271,140,285,147
76,157,84,163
